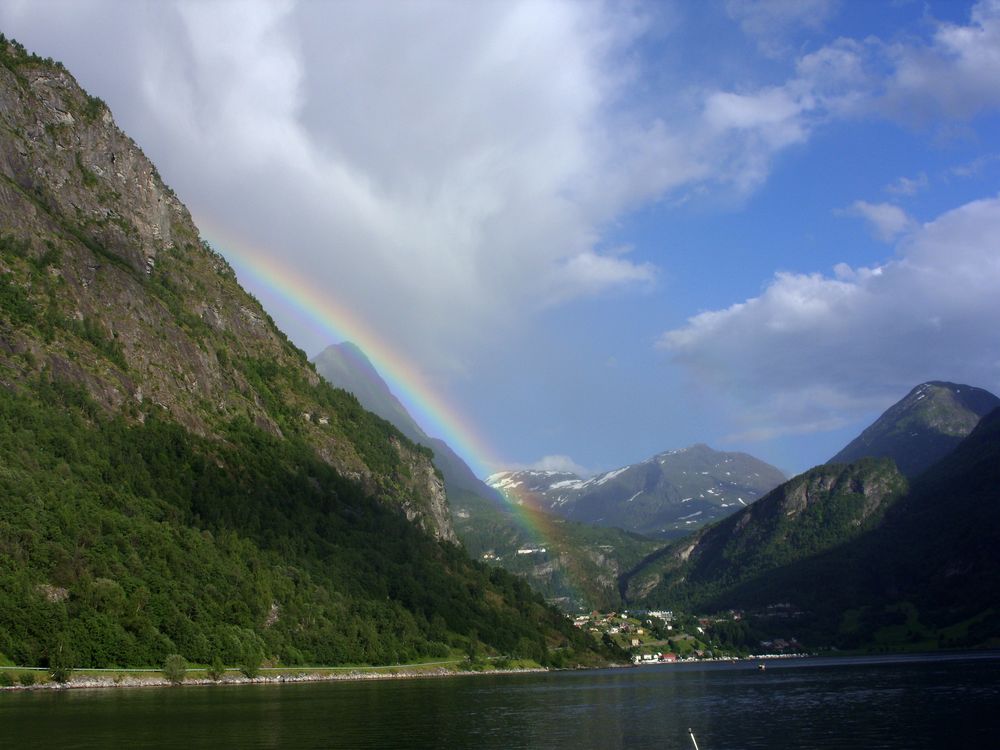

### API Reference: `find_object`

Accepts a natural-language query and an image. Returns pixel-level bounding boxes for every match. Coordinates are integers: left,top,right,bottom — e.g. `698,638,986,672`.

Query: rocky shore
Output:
0,665,549,692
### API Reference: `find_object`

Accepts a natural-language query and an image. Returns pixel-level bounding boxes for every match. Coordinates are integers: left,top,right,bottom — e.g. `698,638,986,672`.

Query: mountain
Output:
450,491,662,611
625,407,1000,649
0,37,603,669
487,444,786,538
313,341,663,611
829,381,1000,477
313,342,497,501
855,405,1000,646
622,458,907,607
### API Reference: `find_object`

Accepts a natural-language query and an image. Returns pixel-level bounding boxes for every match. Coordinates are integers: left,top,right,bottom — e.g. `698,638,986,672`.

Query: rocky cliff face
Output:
0,39,453,541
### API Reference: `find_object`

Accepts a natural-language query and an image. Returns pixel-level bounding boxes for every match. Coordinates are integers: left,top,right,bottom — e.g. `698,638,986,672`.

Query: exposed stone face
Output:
0,44,453,540
394,439,457,542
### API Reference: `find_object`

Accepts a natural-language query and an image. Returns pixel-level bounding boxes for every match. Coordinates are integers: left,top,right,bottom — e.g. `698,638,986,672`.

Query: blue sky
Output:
3,0,1000,477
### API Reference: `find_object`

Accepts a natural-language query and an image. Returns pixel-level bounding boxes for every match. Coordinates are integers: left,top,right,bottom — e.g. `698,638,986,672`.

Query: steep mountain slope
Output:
313,340,664,611
0,38,453,541
0,37,602,668
451,491,661,611
829,381,999,477
313,342,497,501
623,458,907,607
488,444,785,538
857,406,1000,644
627,408,1000,649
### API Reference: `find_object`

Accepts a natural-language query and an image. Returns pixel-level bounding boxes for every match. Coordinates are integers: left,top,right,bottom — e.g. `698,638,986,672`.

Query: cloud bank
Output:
3,0,999,464
660,195,1000,439
17,0,998,378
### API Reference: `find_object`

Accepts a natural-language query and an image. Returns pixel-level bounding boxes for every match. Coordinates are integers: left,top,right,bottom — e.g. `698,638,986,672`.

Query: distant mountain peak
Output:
829,381,1000,477
487,445,785,538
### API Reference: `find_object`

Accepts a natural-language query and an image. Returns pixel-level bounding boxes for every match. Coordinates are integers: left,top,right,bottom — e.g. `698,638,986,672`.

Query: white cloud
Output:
883,0,1000,120
5,0,1000,392
522,455,594,478
722,415,852,444
695,1,1000,198
726,0,840,57
884,173,928,196
659,195,1000,440
842,201,915,242
547,250,656,304
0,0,669,374
951,152,1000,178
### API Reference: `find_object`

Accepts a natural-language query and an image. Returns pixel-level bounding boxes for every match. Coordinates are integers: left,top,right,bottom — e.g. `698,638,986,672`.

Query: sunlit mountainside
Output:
3,0,1000,678
0,37,604,670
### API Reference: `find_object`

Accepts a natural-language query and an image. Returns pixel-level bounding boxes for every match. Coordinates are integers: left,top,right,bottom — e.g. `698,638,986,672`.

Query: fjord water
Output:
4,653,998,749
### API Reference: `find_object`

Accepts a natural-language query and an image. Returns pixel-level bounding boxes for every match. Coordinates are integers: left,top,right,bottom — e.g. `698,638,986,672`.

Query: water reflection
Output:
2,654,998,749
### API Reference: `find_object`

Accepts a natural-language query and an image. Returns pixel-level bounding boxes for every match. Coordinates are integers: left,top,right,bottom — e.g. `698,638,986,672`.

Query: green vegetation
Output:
48,637,73,682
626,459,906,612
163,654,187,685
240,647,263,679
0,34,613,677
830,382,999,477
206,655,226,681
75,152,99,188
622,409,1000,652
0,380,602,670
452,489,662,612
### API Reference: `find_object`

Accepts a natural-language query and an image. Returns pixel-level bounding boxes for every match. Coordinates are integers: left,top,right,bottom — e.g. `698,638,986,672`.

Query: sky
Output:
3,0,1000,478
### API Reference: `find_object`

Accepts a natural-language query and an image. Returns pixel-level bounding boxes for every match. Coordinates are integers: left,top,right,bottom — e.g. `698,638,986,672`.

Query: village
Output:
574,609,805,665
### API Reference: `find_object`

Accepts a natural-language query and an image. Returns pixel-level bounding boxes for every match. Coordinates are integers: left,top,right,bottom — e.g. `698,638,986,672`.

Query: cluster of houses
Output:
632,652,678,665
572,609,675,633
576,607,807,662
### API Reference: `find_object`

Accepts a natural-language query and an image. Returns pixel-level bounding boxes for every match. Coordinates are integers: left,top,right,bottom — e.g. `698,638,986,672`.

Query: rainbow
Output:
200,221,583,605
198,220,498,479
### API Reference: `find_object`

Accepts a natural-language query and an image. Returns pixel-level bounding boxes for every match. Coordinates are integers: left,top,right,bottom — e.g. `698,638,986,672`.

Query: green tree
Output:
240,647,262,679
163,654,187,685
49,638,74,683
206,655,226,681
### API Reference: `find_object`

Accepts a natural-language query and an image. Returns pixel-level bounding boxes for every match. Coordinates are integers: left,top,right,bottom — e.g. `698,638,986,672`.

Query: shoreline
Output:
0,664,554,693
6,648,995,693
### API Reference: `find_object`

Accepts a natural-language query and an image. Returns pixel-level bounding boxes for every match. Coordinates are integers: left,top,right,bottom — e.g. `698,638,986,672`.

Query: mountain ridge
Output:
312,340,665,611
624,397,1000,649
488,444,786,538
313,342,499,502
0,36,602,669
829,381,999,477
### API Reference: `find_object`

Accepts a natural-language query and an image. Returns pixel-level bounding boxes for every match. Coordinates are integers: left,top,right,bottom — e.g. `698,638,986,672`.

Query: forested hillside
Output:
624,407,1000,650
0,36,603,670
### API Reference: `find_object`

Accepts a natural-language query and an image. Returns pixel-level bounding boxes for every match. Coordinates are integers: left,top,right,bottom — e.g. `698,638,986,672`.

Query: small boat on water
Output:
757,663,766,671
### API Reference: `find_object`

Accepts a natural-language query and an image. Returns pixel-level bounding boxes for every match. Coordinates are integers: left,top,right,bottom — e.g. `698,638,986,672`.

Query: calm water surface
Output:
3,652,998,748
